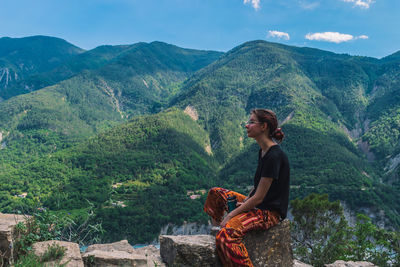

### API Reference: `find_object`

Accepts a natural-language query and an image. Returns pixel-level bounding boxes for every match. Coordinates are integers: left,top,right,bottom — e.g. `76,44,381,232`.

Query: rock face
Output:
85,240,135,254
82,240,151,267
160,234,220,267
243,219,293,267
325,260,378,267
159,222,211,236
83,250,147,267
160,219,293,267
293,259,313,267
134,245,166,267
32,240,84,267
0,213,28,265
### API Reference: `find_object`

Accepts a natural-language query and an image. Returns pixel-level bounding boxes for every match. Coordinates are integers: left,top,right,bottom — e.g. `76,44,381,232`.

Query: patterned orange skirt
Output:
204,187,280,267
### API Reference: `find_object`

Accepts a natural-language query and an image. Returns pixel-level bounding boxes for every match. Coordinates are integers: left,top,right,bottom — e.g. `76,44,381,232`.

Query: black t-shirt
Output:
249,145,290,219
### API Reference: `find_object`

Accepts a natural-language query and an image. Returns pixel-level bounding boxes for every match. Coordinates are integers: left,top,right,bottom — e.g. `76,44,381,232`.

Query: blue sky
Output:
1,0,399,58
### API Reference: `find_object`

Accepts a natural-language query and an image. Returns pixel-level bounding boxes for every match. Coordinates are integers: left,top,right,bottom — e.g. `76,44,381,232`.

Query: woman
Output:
204,109,290,267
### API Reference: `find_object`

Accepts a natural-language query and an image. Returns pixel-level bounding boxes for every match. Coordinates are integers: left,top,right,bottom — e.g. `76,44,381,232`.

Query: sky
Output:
0,0,399,58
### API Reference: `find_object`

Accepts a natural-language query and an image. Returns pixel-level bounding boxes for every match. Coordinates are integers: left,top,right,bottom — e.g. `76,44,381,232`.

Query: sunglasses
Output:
244,120,263,125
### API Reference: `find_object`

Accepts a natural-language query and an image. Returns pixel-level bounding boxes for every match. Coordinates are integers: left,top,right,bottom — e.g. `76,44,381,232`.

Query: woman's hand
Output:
220,202,244,227
220,214,232,227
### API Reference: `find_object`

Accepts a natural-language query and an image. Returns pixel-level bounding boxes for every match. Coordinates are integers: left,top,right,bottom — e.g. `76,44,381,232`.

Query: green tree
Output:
348,214,400,266
291,193,350,267
291,193,400,266
13,205,103,260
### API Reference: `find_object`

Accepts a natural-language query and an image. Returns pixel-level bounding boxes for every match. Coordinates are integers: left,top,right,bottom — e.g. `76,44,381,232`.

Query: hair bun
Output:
272,128,285,143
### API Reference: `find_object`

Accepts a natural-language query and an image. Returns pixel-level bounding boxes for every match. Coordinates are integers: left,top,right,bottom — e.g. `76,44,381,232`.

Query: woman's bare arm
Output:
220,177,273,227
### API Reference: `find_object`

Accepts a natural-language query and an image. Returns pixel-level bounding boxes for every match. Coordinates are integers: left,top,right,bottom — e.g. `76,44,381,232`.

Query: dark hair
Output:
251,109,285,143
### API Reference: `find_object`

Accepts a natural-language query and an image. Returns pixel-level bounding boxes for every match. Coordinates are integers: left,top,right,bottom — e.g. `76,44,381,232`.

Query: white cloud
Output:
305,32,368,43
356,35,369,39
306,32,353,43
243,0,260,10
341,0,374,9
268,30,290,40
298,0,320,10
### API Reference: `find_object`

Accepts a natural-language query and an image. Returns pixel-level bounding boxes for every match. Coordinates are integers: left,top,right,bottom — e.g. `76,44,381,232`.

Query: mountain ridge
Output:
0,37,399,242
0,36,85,99
169,39,400,227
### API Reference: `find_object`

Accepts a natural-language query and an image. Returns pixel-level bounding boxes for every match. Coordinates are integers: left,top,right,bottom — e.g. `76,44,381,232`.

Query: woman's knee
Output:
205,187,227,202
208,187,223,195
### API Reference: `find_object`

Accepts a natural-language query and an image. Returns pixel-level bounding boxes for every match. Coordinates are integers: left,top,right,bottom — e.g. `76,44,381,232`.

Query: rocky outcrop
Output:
83,250,147,267
325,260,378,267
160,234,220,267
184,105,199,121
243,219,293,267
293,259,313,267
0,213,379,267
85,239,135,254
0,213,28,265
385,152,400,173
160,222,211,236
82,240,159,267
159,219,293,267
32,240,84,267
134,245,165,267
357,139,375,162
293,260,378,267
0,68,13,87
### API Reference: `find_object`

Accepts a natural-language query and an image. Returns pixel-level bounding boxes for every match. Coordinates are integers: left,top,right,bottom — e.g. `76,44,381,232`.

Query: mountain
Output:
0,36,85,99
0,40,223,174
0,36,223,103
2,44,135,100
0,38,400,243
362,53,400,172
170,40,400,226
0,108,216,242
380,50,400,63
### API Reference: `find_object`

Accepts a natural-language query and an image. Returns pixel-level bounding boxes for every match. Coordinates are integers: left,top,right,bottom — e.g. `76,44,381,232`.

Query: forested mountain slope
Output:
0,41,222,177
2,44,136,99
362,57,400,176
0,36,85,99
171,40,400,226
0,38,399,243
0,109,216,242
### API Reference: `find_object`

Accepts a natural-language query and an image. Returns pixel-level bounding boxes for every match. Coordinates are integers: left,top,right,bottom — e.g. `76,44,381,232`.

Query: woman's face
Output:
245,113,265,139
